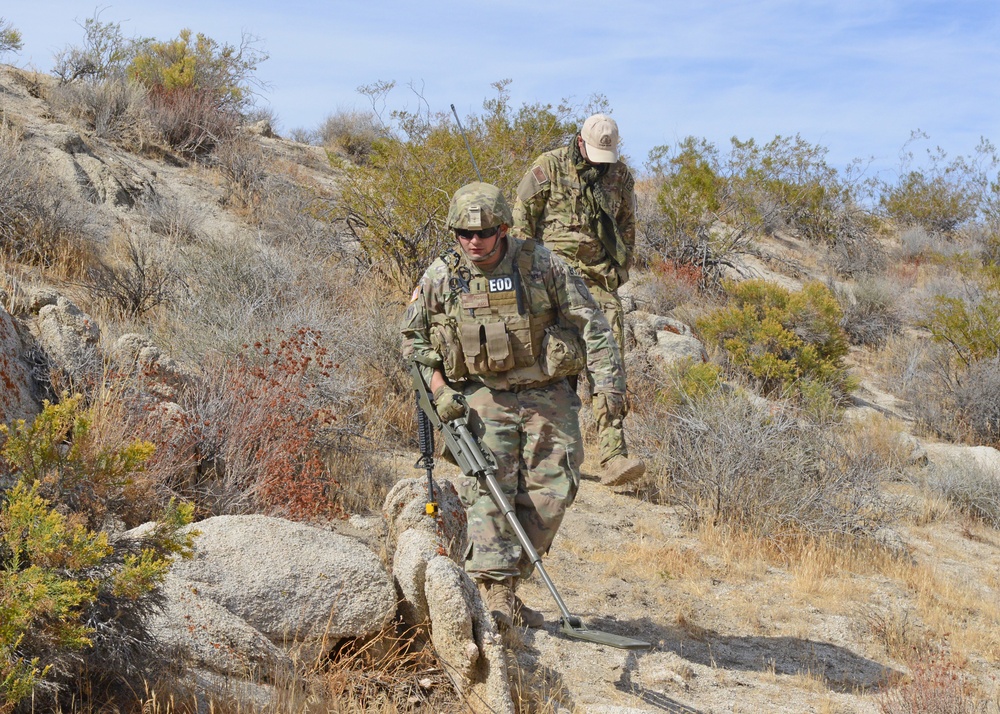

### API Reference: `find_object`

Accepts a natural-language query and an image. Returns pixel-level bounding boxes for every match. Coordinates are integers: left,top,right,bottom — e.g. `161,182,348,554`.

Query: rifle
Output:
410,362,650,650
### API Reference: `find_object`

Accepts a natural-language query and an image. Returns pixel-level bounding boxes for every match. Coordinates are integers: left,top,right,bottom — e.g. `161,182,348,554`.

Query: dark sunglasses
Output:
455,226,499,240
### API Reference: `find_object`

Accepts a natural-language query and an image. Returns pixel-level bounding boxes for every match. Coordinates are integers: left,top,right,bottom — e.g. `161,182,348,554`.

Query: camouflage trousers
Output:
461,379,583,582
581,280,629,465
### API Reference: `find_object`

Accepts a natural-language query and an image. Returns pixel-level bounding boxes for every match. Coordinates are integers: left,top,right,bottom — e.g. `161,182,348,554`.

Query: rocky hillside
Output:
3,61,1000,714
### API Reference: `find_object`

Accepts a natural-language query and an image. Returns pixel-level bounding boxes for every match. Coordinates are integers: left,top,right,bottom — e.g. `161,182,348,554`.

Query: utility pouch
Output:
540,325,587,378
460,323,489,375
483,322,514,371
430,322,468,381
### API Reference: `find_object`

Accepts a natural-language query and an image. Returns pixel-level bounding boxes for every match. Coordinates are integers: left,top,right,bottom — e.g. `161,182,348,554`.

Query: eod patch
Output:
487,275,515,293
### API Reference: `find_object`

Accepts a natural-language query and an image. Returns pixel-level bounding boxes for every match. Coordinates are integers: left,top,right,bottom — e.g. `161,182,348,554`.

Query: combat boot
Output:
512,593,545,628
479,579,514,630
600,455,646,488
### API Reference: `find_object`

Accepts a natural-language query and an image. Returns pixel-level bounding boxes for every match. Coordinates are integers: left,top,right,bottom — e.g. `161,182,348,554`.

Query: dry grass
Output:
0,118,100,278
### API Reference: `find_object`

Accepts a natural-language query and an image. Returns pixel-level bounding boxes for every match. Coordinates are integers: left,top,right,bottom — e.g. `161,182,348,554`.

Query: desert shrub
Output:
881,171,978,235
0,393,155,531
877,133,998,236
138,192,202,242
632,258,702,314
828,210,887,278
644,137,759,292
922,274,1000,367
877,651,981,714
169,329,346,519
317,108,389,165
127,29,266,112
165,234,295,357
49,79,153,150
697,279,853,397
974,231,1000,267
729,134,852,244
127,29,267,155
214,131,269,213
0,398,194,710
926,456,1000,528
654,360,723,410
145,85,238,155
896,226,941,262
644,134,867,291
0,122,97,279
341,79,589,292
52,12,141,84
838,277,903,347
0,17,22,56
653,388,889,540
85,229,177,318
952,359,1000,445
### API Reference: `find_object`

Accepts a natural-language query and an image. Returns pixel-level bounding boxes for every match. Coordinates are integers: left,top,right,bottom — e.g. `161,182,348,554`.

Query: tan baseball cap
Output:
581,113,619,163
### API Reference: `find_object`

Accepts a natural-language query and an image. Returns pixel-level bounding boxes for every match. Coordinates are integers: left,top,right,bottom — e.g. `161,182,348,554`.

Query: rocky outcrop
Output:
626,310,707,368
34,296,102,380
165,515,397,659
924,442,1000,476
113,332,197,399
0,300,39,424
385,478,514,714
150,576,294,681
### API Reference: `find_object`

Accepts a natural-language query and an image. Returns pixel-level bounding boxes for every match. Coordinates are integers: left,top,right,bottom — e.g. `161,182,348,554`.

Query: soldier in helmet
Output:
401,182,627,630
512,113,646,488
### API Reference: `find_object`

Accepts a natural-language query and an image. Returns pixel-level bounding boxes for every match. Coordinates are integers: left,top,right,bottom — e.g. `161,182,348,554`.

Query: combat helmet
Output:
446,182,512,231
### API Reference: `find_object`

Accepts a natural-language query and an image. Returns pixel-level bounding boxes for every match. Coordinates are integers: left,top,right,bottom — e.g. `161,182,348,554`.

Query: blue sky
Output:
5,1,999,178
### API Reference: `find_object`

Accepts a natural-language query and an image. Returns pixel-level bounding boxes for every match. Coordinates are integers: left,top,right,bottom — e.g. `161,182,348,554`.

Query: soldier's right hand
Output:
433,384,468,422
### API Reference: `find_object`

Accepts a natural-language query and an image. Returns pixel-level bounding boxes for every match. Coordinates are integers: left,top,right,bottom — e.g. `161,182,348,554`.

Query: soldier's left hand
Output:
433,384,468,422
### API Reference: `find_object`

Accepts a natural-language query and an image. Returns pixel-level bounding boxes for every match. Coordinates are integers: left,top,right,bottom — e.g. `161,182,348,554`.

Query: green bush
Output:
657,360,723,410
730,134,847,243
127,29,265,112
1,398,193,710
644,134,866,290
697,279,853,397
0,17,22,56
922,273,1000,367
340,79,592,292
645,137,757,291
126,29,267,154
877,133,998,235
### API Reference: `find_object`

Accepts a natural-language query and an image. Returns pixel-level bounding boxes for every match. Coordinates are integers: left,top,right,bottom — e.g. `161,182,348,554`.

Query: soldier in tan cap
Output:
512,114,646,488
402,182,629,629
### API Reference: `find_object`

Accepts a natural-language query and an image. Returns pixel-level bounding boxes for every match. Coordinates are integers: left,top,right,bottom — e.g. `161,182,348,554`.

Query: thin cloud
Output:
4,0,998,174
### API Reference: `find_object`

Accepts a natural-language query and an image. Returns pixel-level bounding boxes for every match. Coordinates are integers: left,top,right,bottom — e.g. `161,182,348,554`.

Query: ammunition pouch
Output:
540,325,587,378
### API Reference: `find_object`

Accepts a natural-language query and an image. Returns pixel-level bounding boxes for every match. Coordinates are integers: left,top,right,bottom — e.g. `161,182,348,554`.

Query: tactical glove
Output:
433,384,467,422
594,391,627,421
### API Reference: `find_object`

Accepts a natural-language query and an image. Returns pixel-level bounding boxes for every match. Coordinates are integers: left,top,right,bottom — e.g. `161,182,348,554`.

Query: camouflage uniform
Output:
513,142,638,466
401,184,625,582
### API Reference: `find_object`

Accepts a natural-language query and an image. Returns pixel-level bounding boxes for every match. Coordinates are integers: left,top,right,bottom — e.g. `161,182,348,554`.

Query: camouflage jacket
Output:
401,236,625,394
512,145,637,292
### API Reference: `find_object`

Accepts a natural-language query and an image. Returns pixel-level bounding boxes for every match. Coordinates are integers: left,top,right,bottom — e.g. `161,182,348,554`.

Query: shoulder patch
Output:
622,168,635,192
517,164,550,202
